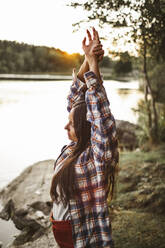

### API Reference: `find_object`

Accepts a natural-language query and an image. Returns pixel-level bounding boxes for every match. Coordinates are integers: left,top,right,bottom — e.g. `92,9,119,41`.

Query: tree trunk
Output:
143,37,158,143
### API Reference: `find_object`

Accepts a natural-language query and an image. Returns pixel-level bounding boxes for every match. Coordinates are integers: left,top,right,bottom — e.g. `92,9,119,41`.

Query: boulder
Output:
0,160,57,247
116,120,139,150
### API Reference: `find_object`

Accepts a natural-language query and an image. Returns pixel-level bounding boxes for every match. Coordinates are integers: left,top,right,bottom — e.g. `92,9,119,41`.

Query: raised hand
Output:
82,27,103,84
82,27,104,62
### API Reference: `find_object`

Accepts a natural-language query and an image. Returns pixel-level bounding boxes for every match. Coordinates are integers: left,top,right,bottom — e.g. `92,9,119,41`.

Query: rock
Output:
34,190,41,196
35,211,45,219
0,199,14,221
0,160,55,247
30,201,52,215
15,209,28,217
6,243,12,248
0,199,46,245
0,160,55,208
116,119,139,150
7,226,58,248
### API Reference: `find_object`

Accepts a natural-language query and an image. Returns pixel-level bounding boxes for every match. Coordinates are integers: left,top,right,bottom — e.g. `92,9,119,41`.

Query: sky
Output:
0,0,137,55
0,0,89,54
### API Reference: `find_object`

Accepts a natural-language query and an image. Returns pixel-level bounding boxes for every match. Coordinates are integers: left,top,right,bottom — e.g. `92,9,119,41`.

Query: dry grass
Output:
111,210,165,248
109,144,165,248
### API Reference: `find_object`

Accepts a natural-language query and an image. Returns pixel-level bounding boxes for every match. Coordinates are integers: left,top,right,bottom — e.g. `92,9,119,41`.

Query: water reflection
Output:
117,89,133,94
104,82,142,123
0,79,143,188
0,218,20,247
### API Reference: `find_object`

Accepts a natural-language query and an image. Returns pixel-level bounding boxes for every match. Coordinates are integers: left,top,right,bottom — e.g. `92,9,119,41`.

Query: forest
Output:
0,40,84,73
0,40,134,75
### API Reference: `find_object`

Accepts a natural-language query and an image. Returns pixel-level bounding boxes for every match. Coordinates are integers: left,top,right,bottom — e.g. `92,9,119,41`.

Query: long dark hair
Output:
50,101,91,205
105,135,119,201
50,101,119,205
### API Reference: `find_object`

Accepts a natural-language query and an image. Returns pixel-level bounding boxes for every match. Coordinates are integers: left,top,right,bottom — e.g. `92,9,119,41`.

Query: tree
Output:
114,52,132,74
100,56,112,68
70,0,165,144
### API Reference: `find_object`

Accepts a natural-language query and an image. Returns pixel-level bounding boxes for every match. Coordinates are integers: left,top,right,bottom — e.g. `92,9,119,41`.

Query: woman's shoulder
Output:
77,143,93,164
54,142,76,170
61,141,75,152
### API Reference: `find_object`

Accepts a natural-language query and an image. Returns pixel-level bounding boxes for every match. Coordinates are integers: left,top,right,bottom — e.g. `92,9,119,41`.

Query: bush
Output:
114,60,132,74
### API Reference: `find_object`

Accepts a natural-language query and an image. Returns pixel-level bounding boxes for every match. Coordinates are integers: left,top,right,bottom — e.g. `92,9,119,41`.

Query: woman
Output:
50,27,119,248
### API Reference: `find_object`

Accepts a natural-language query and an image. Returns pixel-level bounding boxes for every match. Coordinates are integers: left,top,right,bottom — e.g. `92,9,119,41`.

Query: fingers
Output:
93,44,103,52
92,27,96,40
86,27,100,43
98,54,104,62
86,29,92,41
92,27,100,42
95,30,100,42
93,43,104,56
94,50,104,56
82,37,86,47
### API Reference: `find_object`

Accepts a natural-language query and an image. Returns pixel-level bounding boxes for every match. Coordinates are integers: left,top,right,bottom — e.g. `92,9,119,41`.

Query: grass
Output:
110,144,165,248
120,144,165,165
112,210,165,248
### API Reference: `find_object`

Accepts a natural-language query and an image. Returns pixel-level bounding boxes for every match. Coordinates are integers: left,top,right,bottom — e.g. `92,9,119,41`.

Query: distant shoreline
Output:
0,73,136,82
0,73,72,81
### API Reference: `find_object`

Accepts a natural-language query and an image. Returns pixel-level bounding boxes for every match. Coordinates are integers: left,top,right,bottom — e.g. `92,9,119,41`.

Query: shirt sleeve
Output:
84,71,117,165
67,73,86,112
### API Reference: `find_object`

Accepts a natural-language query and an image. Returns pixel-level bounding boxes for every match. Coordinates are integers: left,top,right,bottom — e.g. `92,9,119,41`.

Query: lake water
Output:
0,79,142,189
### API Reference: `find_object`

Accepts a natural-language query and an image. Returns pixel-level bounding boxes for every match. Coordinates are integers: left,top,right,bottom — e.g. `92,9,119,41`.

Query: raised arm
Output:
82,27,103,83
77,29,104,83
67,29,104,112
82,28,118,165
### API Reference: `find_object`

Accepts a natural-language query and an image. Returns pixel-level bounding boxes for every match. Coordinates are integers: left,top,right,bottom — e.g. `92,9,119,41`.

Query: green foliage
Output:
134,99,151,145
157,104,165,142
70,0,165,144
135,61,165,144
0,40,84,74
114,60,132,74
112,52,132,74
100,55,112,67
134,99,165,144
148,63,165,104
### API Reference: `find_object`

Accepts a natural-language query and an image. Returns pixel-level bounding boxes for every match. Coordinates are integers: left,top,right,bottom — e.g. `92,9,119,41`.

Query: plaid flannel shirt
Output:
55,71,117,248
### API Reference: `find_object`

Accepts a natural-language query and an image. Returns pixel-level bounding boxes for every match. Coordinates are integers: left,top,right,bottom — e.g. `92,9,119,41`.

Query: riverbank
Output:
0,70,139,82
0,74,72,81
0,144,165,248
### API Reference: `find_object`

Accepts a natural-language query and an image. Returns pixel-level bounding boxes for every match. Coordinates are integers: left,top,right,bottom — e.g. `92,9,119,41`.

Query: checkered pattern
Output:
56,71,117,248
